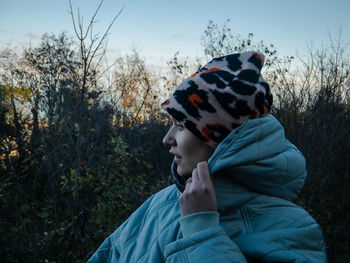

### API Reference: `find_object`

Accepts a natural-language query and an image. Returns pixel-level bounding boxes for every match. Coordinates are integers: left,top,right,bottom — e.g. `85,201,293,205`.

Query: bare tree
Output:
69,0,124,111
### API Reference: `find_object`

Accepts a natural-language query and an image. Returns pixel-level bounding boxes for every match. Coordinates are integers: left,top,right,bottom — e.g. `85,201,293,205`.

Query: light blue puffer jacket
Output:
88,114,327,262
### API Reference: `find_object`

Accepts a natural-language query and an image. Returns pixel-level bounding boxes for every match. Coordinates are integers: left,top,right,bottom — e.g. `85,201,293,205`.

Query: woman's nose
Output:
162,127,176,146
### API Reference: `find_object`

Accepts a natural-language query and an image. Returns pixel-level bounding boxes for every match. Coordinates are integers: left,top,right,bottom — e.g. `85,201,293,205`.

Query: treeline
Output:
0,18,349,262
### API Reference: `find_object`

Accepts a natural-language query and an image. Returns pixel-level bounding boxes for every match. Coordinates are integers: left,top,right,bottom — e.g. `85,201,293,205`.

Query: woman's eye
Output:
175,123,184,129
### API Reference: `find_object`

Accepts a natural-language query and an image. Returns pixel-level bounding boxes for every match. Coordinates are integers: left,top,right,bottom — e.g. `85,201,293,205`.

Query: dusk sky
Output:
1,0,350,64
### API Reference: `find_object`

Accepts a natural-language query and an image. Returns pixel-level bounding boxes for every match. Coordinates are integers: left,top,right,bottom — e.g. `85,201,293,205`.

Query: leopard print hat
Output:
161,51,273,149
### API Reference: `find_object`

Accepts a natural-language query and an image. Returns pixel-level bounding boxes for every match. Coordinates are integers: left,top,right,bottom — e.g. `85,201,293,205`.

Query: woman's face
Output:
163,117,214,177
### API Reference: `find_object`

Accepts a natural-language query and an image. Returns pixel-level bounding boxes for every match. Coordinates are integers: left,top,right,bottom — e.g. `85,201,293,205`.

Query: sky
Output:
1,0,350,65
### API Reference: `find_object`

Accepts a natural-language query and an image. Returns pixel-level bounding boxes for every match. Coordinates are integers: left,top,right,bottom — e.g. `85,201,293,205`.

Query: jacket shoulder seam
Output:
123,197,178,247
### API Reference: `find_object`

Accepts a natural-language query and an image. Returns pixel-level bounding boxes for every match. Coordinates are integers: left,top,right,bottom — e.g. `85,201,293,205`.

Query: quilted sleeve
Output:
234,223,328,262
164,212,248,263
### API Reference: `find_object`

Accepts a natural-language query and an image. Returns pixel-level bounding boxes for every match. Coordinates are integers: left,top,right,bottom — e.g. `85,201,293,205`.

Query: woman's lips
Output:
170,150,182,165
174,155,181,165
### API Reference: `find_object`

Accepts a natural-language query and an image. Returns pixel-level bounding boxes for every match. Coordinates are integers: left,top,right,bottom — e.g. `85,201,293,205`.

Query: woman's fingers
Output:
192,168,199,183
184,169,196,192
179,161,217,216
196,161,210,183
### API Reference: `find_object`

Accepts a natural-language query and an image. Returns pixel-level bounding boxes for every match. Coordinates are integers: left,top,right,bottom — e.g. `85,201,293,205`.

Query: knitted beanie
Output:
161,51,273,149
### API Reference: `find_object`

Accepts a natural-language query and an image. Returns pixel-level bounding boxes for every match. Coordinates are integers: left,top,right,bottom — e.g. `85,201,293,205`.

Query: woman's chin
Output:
176,166,191,178
176,167,184,177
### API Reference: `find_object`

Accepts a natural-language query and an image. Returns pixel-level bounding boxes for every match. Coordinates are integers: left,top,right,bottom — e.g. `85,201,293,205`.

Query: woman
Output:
88,52,327,262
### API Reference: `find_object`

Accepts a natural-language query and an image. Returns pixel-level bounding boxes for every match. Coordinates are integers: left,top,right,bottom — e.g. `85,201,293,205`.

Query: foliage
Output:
162,51,201,97
0,31,156,262
109,50,161,126
201,19,280,68
0,17,349,263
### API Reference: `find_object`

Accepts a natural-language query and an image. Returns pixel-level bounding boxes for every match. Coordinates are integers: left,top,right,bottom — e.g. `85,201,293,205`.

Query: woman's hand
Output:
179,161,217,216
